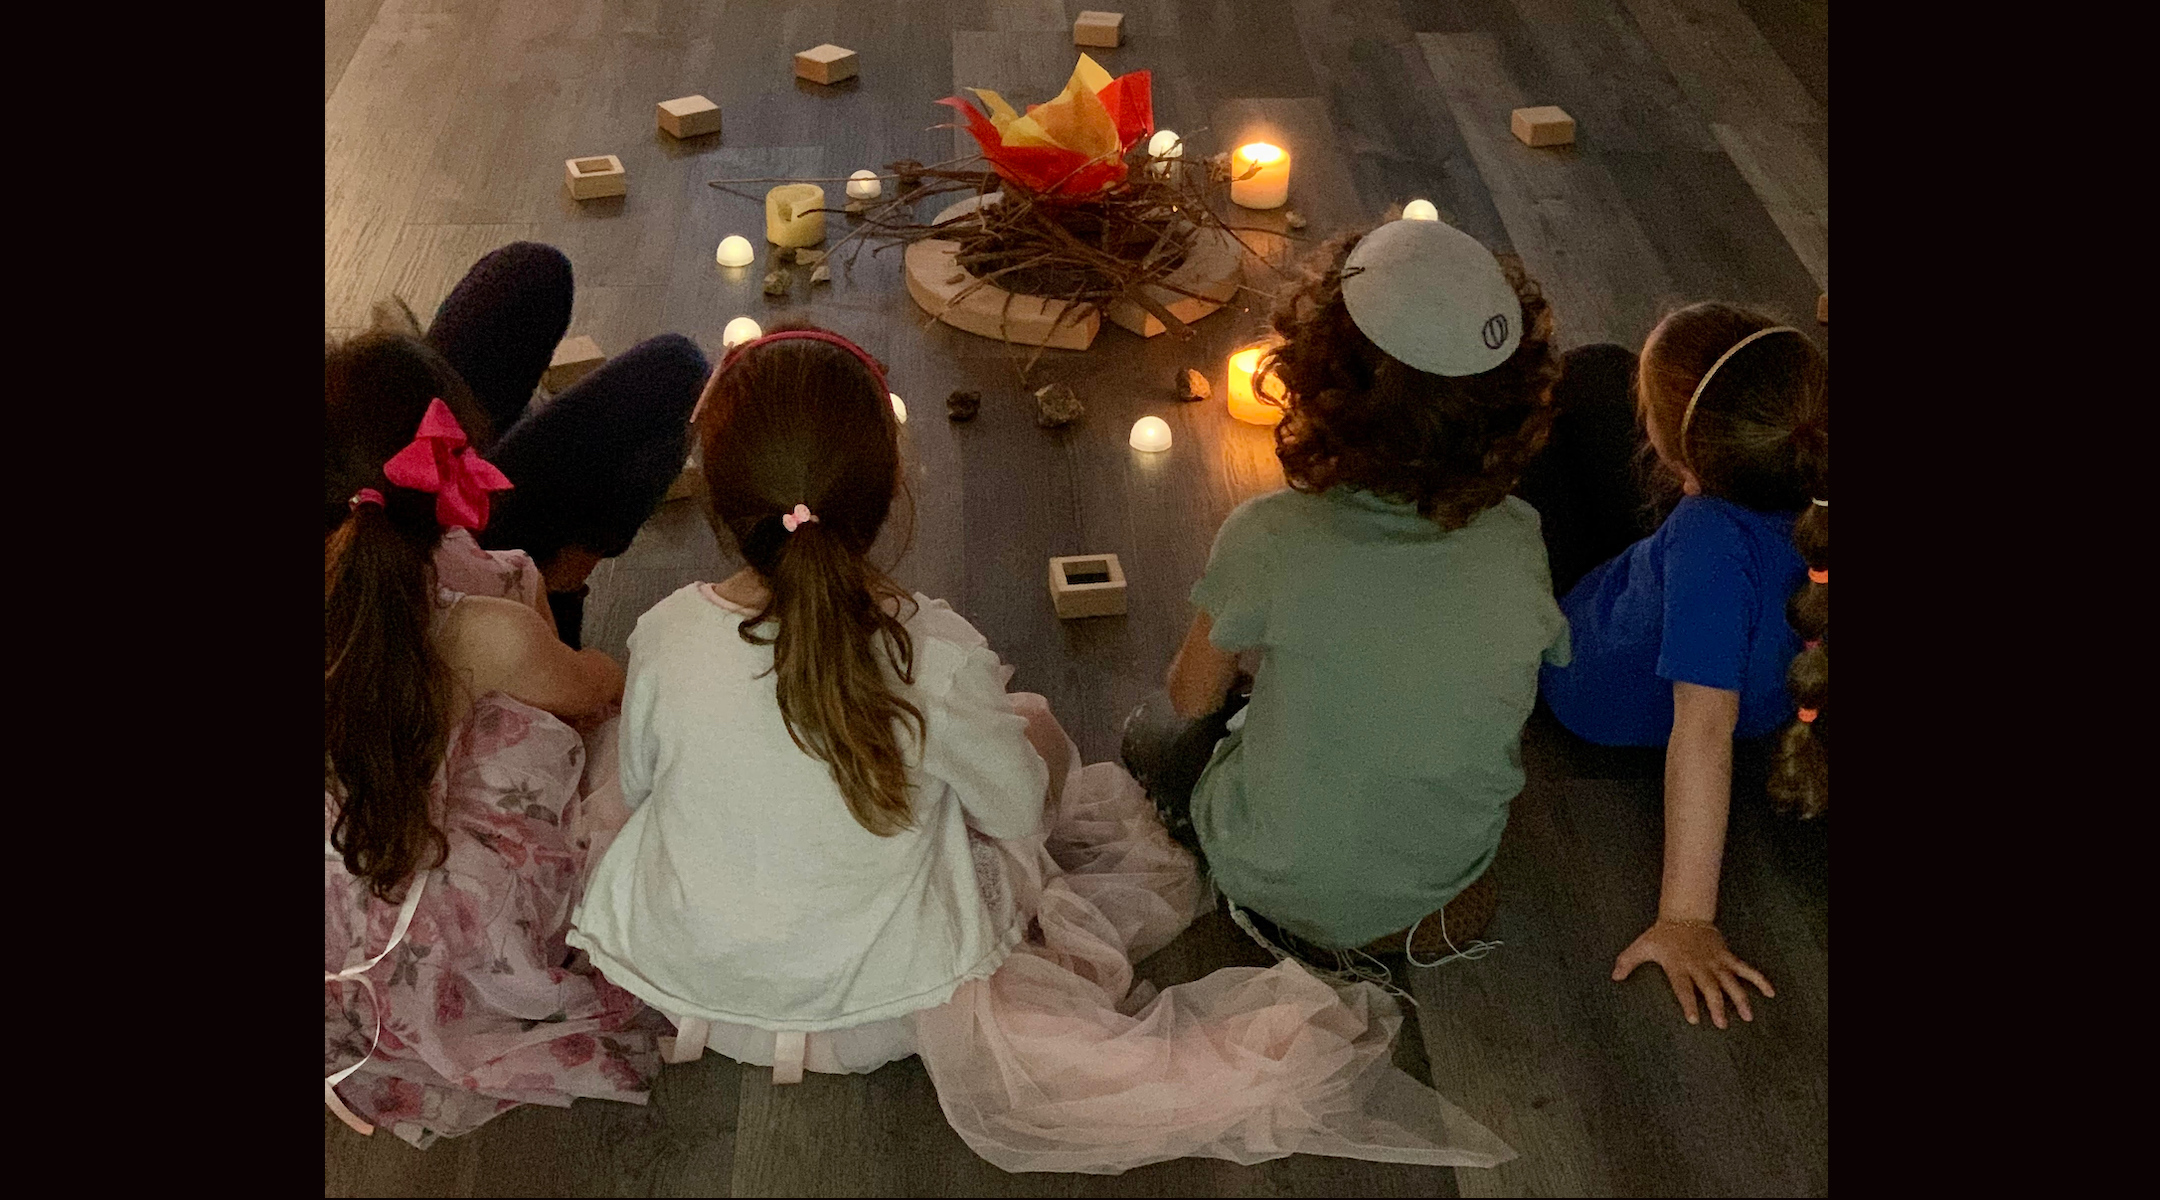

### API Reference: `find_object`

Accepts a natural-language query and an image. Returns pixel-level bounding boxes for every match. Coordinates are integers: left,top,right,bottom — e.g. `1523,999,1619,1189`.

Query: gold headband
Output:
1678,326,1803,466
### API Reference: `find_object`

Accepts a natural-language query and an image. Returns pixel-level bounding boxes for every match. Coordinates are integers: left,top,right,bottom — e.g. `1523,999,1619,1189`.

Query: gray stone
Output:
761,269,790,296
1033,382,1085,428
946,390,981,421
809,264,832,285
1284,210,1308,231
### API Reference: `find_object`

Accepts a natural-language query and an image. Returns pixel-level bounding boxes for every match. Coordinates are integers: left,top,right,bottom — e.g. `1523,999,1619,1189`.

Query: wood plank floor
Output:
325,1,1828,1194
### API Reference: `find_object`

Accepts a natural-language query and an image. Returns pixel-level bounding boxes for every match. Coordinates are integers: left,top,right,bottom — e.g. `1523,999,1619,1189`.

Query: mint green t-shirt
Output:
1188,488,1571,948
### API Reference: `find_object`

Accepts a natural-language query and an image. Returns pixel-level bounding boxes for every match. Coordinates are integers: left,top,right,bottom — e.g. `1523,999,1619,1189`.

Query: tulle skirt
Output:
904,732,1518,1175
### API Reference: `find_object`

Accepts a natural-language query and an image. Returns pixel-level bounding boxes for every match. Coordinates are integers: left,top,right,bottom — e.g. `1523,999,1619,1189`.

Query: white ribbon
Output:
324,845,429,1137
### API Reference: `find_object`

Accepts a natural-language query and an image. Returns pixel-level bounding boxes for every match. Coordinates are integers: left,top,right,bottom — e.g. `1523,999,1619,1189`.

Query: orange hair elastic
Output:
1808,568,1828,585
1797,708,1819,724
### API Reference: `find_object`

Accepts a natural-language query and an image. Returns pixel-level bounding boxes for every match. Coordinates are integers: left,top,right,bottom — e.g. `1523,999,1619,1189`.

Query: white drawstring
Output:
324,846,430,1137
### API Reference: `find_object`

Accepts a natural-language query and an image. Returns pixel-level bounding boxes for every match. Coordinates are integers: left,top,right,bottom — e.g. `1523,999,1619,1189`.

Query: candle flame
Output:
1238,143,1284,165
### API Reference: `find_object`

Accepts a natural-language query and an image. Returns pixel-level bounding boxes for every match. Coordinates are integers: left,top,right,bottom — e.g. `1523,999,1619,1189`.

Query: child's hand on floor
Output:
1612,919,1774,1029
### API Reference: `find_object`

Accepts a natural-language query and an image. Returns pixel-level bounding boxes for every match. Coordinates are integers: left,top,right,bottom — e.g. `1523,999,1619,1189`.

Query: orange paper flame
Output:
940,55,1154,196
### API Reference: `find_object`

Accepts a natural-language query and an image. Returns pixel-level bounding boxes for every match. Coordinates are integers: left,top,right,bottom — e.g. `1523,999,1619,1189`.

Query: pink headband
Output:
719,329,890,399
381,398,513,531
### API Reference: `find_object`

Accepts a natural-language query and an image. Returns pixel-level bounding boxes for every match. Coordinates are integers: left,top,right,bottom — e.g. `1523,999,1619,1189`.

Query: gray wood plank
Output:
1617,0,1827,289
1416,31,1682,349
327,0,393,102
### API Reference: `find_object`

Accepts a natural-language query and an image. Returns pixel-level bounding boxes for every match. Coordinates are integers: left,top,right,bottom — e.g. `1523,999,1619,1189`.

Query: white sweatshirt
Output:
568,584,1048,1032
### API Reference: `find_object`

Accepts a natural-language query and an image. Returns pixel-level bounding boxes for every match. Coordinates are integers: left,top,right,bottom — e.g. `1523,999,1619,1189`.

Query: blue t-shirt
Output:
1540,495,1805,746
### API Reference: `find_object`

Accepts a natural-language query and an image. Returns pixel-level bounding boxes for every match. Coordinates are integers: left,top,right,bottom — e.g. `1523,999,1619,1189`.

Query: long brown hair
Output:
1639,302,1828,817
696,323,924,836
1264,226,1563,529
324,308,496,899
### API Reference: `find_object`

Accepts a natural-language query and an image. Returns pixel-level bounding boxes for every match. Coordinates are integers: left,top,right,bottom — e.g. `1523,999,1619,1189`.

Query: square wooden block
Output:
1074,11,1124,48
1816,292,1828,324
1048,554,1127,620
794,44,858,85
1510,106,1576,147
657,95,721,139
565,154,626,200
543,335,606,391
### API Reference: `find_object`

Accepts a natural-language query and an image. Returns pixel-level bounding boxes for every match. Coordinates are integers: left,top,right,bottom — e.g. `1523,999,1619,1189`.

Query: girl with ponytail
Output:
324,323,660,1146
569,322,1520,1174
1523,301,1826,1030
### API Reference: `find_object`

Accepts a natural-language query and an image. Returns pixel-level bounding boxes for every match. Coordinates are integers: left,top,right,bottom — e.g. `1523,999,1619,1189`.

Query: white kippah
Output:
1340,219,1523,377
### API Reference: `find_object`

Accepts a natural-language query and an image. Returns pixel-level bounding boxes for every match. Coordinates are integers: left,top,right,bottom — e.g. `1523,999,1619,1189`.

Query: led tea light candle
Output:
890,393,908,423
765,183,827,247
721,316,763,350
1147,129,1184,177
1225,343,1287,425
846,170,883,201
716,235,755,268
1129,415,1173,452
1402,198,1439,221
1229,142,1290,210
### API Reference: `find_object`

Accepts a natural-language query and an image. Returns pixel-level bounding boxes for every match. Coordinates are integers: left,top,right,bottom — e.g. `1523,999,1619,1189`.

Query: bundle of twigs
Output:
707,140,1291,372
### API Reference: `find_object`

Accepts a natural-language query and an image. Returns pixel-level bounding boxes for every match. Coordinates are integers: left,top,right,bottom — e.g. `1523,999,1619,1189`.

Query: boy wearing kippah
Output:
1124,219,1570,973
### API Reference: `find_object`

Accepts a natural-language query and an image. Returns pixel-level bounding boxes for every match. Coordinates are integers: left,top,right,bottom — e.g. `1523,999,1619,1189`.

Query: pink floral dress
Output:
324,533,661,1148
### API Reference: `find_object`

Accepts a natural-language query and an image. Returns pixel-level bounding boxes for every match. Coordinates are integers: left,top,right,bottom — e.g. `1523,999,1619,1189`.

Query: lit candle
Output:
1402,198,1439,221
890,393,907,423
765,183,827,247
1229,143,1290,210
722,316,762,350
846,169,882,201
1147,129,1184,177
1129,415,1172,452
716,235,754,267
1225,343,1287,425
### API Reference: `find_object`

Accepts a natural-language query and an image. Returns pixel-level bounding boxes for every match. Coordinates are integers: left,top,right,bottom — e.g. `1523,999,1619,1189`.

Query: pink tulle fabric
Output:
905,729,1519,1175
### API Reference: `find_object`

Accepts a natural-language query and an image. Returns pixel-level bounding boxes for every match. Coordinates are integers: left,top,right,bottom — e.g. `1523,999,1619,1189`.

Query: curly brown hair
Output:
1262,226,1563,529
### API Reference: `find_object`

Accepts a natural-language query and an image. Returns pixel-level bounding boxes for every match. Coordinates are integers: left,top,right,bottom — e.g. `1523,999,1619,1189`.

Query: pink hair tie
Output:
1797,707,1819,724
348,488,385,512
1804,639,1821,650
780,503,818,533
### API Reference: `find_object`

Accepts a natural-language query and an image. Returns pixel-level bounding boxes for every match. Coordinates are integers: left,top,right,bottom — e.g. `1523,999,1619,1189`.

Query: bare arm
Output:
1166,610,1239,720
442,596,625,721
1658,681,1739,922
1612,681,1774,1027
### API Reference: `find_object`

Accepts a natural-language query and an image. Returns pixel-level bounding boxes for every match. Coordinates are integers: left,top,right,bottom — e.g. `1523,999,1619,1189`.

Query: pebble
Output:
809,264,832,285
762,269,790,296
1033,382,1085,428
1176,368,1211,402
947,390,982,421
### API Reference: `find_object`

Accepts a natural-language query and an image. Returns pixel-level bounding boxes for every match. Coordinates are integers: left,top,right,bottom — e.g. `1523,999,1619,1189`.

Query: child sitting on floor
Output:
568,322,1517,1175
323,355,662,1146
1526,301,1826,1030
1124,219,1572,975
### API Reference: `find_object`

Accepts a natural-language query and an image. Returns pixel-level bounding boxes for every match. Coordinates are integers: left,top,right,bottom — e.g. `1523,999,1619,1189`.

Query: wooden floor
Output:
325,1,1829,1194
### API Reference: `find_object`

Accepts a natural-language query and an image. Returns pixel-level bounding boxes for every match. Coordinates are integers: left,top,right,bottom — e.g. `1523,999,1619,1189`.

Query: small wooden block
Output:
1510,106,1576,147
543,335,606,391
1048,554,1127,620
565,154,626,200
1074,11,1124,48
1817,292,1828,324
794,44,858,85
657,95,721,139
664,456,702,503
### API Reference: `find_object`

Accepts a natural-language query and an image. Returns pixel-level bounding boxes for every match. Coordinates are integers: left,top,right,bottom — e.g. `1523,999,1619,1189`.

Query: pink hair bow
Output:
382,398,513,531
781,504,818,533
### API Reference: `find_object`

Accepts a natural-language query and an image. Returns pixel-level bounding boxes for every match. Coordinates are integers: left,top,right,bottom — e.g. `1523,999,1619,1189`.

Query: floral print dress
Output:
324,534,661,1148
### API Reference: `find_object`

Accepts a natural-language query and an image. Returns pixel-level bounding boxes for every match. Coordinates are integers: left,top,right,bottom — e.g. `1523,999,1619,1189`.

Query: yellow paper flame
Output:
969,55,1121,158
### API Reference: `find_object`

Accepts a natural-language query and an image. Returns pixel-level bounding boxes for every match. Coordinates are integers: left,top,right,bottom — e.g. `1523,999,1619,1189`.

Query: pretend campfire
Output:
705,56,1295,374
